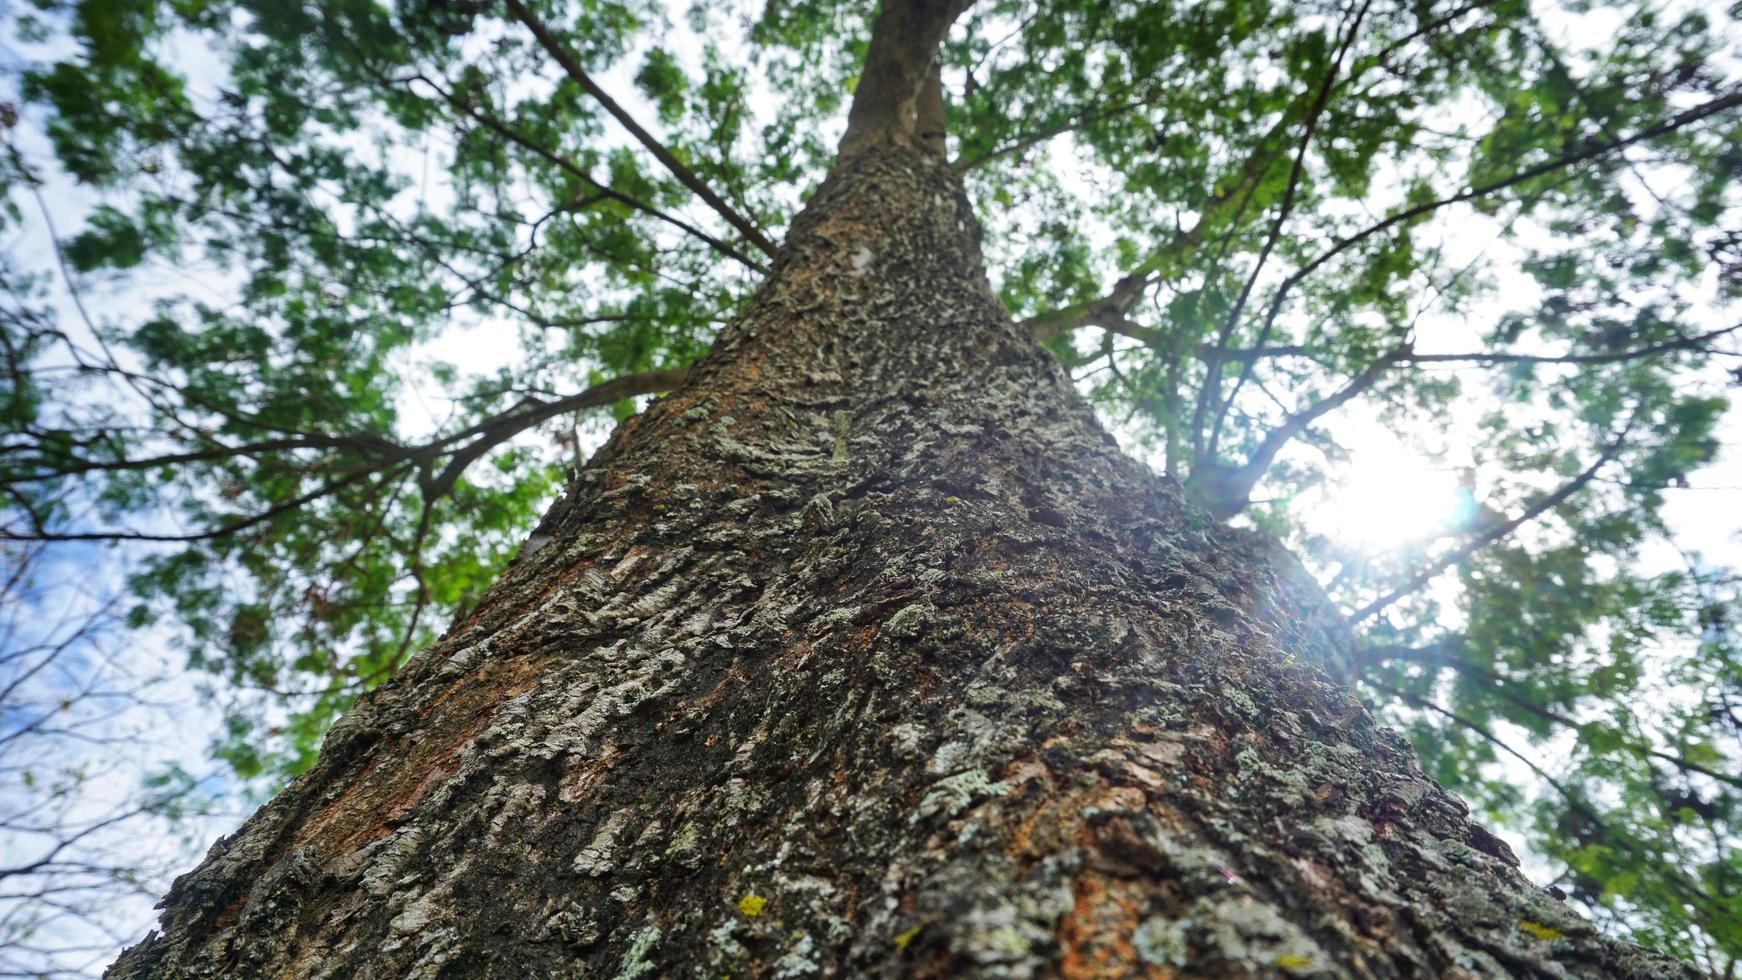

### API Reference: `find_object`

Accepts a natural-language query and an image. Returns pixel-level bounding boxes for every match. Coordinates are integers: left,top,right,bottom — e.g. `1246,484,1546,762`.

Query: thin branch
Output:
1191,321,1739,371
408,73,768,273
1193,342,1321,363
500,0,777,259
1202,0,1377,460
1021,274,1153,343
1526,26,1669,208
1191,343,1411,517
1021,109,1294,343
1,463,407,544
4,431,412,484
1363,641,1742,789
420,366,690,502
323,30,767,272
1019,0,1510,344
965,0,1500,178
955,93,1149,173
1401,323,1742,366
1240,87,1742,391
390,497,439,671
4,366,689,543
1368,676,1717,909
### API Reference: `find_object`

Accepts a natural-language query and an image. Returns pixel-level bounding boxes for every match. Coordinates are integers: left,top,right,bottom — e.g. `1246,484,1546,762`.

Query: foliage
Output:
0,0,1739,968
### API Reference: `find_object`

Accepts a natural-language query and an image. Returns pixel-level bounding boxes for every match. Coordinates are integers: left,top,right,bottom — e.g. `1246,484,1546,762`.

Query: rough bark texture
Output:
111,39,1697,980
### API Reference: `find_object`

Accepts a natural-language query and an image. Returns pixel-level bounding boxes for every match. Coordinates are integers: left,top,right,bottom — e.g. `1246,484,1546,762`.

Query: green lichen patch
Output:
614,925,661,979
913,769,1011,822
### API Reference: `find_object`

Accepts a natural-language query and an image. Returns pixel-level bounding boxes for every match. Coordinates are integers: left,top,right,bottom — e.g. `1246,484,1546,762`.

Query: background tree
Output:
0,542,217,979
0,0,1739,971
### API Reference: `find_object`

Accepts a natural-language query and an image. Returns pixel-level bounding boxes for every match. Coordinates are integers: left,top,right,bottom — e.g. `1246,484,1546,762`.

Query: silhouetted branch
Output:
502,0,778,259
1189,343,1410,517
955,93,1151,173
409,73,769,273
1240,88,1742,392
1201,0,1378,459
1401,324,1742,366
2,366,691,544
1368,676,1716,909
1362,640,1742,790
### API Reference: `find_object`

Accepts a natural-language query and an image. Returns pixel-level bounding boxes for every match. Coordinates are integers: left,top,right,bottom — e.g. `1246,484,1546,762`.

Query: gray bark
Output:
110,10,1697,979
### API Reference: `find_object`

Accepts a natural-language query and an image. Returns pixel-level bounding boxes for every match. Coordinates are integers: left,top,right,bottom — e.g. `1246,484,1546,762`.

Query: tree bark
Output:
838,0,966,158
111,14,1696,980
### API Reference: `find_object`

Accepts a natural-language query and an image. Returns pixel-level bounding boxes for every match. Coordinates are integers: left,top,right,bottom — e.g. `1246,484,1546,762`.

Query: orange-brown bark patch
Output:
1006,785,1090,862
292,653,544,856
1057,871,1161,979
558,746,624,804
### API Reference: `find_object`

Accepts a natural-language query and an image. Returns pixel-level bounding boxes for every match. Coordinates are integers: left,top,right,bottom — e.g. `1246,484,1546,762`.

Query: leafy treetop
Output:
0,0,1738,967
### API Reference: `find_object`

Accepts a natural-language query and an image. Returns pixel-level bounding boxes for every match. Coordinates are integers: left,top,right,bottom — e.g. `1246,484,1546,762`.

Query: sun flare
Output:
1314,447,1474,553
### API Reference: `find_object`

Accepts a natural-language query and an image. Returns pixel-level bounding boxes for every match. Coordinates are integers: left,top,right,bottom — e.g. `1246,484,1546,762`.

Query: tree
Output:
0,0,1737,973
0,543,212,978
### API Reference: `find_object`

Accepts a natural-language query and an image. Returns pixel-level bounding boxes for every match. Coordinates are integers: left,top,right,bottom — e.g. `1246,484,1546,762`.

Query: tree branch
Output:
1362,640,1742,790
1020,109,1293,342
963,0,1500,177
1367,676,1718,910
1400,323,1741,366
501,0,778,259
1021,273,1154,343
407,73,768,273
955,93,1149,173
2,367,691,543
0,463,407,544
1187,343,1409,518
420,366,690,501
1240,87,1742,388
1201,0,1377,460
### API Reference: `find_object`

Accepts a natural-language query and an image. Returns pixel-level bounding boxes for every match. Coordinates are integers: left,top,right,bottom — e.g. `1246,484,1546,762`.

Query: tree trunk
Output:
111,14,1695,980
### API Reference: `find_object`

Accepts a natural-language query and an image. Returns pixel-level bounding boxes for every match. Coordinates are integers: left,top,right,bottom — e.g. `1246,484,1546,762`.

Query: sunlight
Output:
1314,441,1474,553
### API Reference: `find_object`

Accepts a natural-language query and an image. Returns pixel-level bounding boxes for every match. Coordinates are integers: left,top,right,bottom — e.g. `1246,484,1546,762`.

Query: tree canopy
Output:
1,0,1739,970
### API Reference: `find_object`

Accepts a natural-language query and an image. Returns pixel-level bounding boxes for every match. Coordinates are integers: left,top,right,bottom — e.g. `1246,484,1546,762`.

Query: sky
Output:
1,0,1739,975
